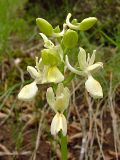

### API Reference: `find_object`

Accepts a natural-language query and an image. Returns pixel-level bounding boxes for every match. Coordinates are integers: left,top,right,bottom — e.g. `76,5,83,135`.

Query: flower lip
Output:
18,81,38,101
46,66,64,83
85,75,103,99
50,112,67,136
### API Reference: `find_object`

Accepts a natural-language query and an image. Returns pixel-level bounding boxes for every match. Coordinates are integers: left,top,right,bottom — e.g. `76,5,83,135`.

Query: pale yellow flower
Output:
65,47,103,98
46,83,70,135
18,58,64,101
85,75,103,98
51,113,67,136
18,81,38,101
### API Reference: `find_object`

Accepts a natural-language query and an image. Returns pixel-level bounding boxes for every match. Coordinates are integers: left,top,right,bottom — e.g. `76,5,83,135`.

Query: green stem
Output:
61,134,67,160
63,73,75,86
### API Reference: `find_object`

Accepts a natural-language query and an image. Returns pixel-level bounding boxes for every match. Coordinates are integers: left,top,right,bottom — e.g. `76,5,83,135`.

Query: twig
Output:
23,43,43,54
0,99,17,126
71,81,88,160
15,62,24,83
31,104,49,160
79,135,88,160
67,80,83,122
0,144,12,160
108,73,119,160
95,120,105,160
0,151,31,156
85,91,94,160
71,80,83,124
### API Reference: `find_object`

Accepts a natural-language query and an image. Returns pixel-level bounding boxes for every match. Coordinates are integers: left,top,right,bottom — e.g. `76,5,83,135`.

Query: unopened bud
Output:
79,17,97,31
36,18,53,36
41,49,60,66
62,29,78,48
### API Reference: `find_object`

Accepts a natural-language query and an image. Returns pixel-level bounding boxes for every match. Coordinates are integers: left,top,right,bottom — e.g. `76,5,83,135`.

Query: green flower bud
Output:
79,17,97,31
62,29,78,48
53,25,61,33
41,49,61,66
36,18,53,36
71,19,78,25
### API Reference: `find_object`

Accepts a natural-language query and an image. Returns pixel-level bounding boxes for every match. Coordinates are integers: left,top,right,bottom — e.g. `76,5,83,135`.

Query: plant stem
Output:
63,73,75,86
61,134,67,160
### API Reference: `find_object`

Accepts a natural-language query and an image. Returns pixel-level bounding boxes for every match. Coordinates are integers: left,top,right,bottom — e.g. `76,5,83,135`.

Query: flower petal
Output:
85,75,103,98
88,50,96,65
66,13,79,30
47,66,64,83
78,47,87,70
63,87,70,110
65,55,83,75
46,87,56,112
41,66,49,84
87,62,103,72
51,113,67,136
18,82,38,101
35,57,44,72
52,83,70,113
54,45,63,61
56,83,64,97
61,114,67,136
54,90,70,113
39,33,54,49
27,66,40,79
54,94,66,112
51,113,59,135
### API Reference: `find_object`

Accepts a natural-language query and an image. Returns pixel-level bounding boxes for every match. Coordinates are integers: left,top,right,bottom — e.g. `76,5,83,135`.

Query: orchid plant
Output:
18,13,103,159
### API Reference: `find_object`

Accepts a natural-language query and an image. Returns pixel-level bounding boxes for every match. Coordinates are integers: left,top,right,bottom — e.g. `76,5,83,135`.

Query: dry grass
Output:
0,48,120,160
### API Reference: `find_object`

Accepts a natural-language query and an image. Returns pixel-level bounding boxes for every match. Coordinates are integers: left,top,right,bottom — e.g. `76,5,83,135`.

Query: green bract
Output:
62,29,78,48
53,25,61,33
41,49,60,66
79,17,97,31
36,18,53,36
71,19,78,25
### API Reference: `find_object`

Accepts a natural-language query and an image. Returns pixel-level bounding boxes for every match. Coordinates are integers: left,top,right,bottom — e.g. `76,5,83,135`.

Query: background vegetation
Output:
0,0,120,159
